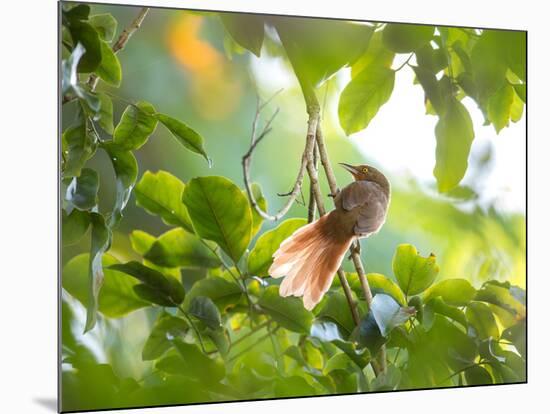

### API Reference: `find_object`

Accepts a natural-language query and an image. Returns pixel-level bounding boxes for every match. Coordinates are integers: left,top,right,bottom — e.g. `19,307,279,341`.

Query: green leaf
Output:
487,83,515,133
155,114,210,164
502,319,526,358
352,30,395,77
63,4,90,21
134,170,194,232
475,281,525,319
317,291,356,338
247,218,307,276
371,364,402,391
513,83,526,103
423,278,476,306
143,228,220,268
62,209,90,245
184,276,243,311
68,21,103,73
172,338,225,383
103,144,138,227
274,376,317,398
382,23,434,53
423,297,468,329
108,261,185,306
129,230,156,256
96,92,114,134
411,64,445,115
133,284,174,307
273,16,373,87
510,88,524,123
113,102,157,150
338,64,395,135
246,183,267,238
220,14,264,57
182,176,253,263
188,296,222,329
466,301,499,340
433,97,475,192
415,44,448,73
258,286,313,333
465,365,493,385
95,41,121,86
62,120,98,179
89,13,117,42
65,168,99,210
392,244,439,296
323,353,355,375
63,253,148,318
85,213,111,332
142,313,188,361
348,272,406,305
370,294,416,337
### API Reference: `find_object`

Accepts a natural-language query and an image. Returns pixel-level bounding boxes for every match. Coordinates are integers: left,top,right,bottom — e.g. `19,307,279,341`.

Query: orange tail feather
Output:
268,214,353,310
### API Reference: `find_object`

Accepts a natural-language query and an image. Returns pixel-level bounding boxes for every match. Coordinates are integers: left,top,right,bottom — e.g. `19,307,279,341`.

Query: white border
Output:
1,0,547,413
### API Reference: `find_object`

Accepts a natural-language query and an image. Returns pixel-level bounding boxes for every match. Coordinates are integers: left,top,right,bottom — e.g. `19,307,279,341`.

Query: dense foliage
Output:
60,3,526,411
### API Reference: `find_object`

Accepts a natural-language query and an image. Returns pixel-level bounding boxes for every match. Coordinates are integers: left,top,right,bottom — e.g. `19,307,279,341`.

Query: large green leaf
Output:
220,14,264,57
392,244,439,296
338,64,395,135
89,13,117,42
129,230,156,256
487,83,515,133
273,16,373,87
62,120,98,179
352,30,395,77
475,281,525,319
143,228,220,268
62,209,90,245
155,114,210,164
85,213,111,332
317,291,356,338
184,275,243,311
134,170,194,232
103,144,138,227
382,23,434,53
465,365,493,385
370,294,415,337
113,102,157,150
423,297,468,329
423,278,476,306
95,92,114,134
182,176,253,263
95,40,122,86
67,21,102,73
172,339,225,384
247,218,307,276
433,97,475,192
347,272,406,305
65,168,99,211
258,286,313,333
142,312,188,361
108,261,185,306
188,296,222,329
63,253,148,318
466,301,499,340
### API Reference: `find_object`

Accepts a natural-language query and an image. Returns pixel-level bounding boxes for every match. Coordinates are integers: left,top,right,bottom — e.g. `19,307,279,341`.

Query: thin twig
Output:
242,93,308,221
177,305,207,354
307,143,318,223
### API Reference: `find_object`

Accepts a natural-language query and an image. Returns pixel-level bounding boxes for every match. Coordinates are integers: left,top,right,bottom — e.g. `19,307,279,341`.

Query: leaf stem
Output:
394,53,414,72
177,305,207,354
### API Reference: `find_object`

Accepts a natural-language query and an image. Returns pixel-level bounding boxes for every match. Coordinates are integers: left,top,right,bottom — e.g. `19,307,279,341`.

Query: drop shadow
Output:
33,397,57,412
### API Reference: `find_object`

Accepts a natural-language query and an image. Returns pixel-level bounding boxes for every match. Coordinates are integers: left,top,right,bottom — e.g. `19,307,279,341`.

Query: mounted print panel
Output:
59,1,526,412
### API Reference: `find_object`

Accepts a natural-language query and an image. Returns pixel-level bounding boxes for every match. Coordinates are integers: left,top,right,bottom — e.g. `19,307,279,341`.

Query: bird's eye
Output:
362,167,369,174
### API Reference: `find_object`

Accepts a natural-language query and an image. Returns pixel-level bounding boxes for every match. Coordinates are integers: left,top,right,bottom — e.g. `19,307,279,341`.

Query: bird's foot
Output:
348,241,362,260
328,189,341,198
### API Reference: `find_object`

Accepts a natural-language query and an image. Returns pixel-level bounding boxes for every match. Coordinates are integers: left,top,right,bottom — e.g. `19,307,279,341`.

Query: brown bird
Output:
269,163,391,310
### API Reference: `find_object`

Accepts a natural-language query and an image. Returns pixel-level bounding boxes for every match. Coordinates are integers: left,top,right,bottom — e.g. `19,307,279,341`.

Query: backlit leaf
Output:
382,23,434,53
487,83,514,133
392,244,439,296
182,176,253,263
95,40,122,86
113,102,157,150
89,13,117,42
220,14,264,57
142,312,188,361
338,64,395,135
423,278,476,306
258,286,313,333
156,114,210,164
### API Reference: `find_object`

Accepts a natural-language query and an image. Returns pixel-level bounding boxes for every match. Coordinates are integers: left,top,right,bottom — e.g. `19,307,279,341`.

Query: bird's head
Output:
339,162,390,193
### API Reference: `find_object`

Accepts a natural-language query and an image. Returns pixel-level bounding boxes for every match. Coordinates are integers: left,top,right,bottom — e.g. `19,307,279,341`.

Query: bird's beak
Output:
339,163,359,175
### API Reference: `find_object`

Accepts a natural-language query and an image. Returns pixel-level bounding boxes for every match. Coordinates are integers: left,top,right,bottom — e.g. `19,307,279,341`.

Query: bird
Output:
268,163,391,310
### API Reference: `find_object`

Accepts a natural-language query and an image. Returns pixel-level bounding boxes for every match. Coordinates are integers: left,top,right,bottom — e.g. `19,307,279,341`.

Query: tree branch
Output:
242,93,308,221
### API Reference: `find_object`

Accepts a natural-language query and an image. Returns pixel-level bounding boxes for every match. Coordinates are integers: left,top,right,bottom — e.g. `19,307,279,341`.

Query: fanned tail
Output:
268,214,353,310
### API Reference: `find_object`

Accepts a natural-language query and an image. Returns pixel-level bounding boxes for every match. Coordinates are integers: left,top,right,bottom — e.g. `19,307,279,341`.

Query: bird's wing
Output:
339,181,389,236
